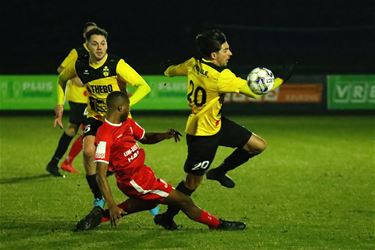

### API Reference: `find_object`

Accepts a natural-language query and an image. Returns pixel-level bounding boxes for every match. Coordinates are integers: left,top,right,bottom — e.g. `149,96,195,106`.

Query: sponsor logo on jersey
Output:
96,141,107,159
90,85,113,94
123,144,140,157
103,66,110,77
83,69,90,75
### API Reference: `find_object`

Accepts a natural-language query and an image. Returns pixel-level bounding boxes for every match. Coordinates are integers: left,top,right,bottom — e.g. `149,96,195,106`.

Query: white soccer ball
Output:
247,67,275,95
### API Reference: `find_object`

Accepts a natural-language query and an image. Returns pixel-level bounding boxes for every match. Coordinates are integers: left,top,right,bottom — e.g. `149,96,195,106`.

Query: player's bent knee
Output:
257,139,267,152
83,146,95,159
83,136,96,159
244,135,267,154
65,127,78,137
176,193,194,209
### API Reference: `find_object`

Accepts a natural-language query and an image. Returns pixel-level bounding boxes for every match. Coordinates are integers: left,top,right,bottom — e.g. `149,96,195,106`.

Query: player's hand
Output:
273,61,298,82
53,105,64,129
109,205,127,228
166,129,182,142
159,59,174,71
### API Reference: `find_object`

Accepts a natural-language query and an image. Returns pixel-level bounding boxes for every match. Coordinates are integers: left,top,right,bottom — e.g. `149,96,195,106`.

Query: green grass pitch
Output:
0,114,374,249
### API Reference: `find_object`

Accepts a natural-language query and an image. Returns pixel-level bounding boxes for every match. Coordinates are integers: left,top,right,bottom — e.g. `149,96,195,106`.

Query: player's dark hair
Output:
195,29,227,59
106,91,129,110
83,21,97,33
85,27,108,41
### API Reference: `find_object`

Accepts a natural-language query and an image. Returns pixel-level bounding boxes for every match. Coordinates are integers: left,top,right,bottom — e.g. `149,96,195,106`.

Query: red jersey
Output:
94,118,146,181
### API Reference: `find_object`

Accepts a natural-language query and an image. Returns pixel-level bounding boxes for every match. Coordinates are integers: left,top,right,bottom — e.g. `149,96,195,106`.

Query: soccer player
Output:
155,29,292,229
74,91,246,231
46,22,97,177
54,27,151,222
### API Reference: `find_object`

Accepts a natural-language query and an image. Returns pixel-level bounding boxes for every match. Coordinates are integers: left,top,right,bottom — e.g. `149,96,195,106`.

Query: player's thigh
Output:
124,198,159,213
82,118,102,154
184,134,219,176
65,123,79,136
83,117,103,138
218,116,252,148
83,135,96,156
117,166,173,202
68,101,87,125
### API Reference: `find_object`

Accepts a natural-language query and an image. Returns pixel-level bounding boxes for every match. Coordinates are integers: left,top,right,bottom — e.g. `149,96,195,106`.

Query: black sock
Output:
217,148,252,173
103,209,109,218
86,174,102,199
165,181,194,219
48,132,73,167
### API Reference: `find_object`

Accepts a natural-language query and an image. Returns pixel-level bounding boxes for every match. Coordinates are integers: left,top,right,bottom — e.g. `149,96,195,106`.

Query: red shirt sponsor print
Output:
94,118,146,179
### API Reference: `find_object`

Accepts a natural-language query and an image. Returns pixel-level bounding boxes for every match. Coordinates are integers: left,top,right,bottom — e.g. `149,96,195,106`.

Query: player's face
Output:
212,42,232,67
119,102,129,122
87,35,108,62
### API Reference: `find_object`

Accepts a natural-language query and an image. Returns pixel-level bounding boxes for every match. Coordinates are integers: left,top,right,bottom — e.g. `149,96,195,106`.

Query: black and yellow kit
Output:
165,57,284,136
165,57,284,175
58,54,150,120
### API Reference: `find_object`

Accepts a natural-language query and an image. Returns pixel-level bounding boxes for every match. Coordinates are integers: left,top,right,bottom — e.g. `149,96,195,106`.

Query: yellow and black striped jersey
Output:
58,44,89,104
165,57,283,136
58,53,150,120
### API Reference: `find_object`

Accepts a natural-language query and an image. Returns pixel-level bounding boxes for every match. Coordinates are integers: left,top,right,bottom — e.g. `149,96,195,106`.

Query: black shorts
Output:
184,116,252,176
83,117,103,137
68,101,88,125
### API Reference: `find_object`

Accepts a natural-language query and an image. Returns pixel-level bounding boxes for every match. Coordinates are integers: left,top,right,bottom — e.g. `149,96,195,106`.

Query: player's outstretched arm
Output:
164,58,195,77
116,59,151,107
54,63,78,129
139,129,182,144
272,62,298,87
96,162,126,227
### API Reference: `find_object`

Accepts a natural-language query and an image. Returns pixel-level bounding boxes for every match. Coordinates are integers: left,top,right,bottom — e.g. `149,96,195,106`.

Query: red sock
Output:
194,210,220,228
66,135,83,163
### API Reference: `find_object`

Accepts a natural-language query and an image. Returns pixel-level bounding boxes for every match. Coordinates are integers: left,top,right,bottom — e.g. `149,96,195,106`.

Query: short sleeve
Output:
60,49,78,69
128,118,145,140
94,126,113,164
59,61,77,83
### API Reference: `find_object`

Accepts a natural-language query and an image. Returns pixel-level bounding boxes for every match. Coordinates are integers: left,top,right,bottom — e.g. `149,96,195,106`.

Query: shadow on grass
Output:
0,217,205,249
0,174,55,184
0,217,73,232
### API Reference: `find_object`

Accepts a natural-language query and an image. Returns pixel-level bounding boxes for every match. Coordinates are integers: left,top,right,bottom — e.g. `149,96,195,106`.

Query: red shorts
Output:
116,165,173,202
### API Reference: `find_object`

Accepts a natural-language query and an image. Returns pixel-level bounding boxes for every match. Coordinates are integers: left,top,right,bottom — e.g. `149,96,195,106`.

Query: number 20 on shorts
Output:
192,160,210,171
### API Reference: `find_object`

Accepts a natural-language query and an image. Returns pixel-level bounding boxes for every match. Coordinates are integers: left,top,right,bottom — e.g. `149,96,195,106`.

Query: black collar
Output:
199,58,227,72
